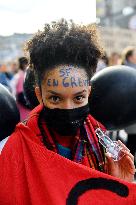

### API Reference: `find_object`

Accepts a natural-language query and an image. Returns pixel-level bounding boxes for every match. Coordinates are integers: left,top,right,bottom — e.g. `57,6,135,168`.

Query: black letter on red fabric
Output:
66,177,129,205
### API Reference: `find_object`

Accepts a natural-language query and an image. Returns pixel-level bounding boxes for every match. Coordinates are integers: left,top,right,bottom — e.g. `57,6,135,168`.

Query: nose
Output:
61,100,74,109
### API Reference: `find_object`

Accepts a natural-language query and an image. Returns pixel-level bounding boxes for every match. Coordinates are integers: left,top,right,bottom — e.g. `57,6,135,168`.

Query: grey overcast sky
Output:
0,0,96,36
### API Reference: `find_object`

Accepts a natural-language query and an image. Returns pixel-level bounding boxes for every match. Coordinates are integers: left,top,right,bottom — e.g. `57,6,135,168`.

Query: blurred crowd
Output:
0,57,30,121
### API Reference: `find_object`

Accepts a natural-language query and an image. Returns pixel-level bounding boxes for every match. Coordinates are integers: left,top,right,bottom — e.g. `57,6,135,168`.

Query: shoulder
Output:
0,105,43,156
0,105,43,157
0,127,26,168
0,127,23,156
0,124,24,155
0,124,39,165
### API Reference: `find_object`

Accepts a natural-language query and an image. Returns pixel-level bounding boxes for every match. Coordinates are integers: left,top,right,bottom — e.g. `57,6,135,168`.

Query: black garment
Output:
17,92,31,109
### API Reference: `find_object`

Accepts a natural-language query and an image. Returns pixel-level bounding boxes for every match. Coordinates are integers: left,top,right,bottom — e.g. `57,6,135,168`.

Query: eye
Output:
74,95,85,103
49,96,61,103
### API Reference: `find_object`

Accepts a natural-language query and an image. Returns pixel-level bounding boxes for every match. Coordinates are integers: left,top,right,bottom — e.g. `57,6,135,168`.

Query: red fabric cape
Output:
0,105,136,205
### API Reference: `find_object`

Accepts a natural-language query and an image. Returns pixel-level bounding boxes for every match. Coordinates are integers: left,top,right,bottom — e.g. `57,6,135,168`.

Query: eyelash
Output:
48,95,86,104
48,96,61,103
74,95,85,102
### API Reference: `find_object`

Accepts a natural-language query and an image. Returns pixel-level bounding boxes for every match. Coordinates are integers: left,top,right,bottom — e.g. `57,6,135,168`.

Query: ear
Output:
35,87,43,104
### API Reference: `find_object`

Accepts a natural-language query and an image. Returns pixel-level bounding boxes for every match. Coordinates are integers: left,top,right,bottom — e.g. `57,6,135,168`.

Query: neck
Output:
52,130,76,148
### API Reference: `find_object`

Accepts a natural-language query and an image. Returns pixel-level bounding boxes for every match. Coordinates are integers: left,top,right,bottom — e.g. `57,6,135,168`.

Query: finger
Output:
123,150,135,162
105,153,115,174
117,140,134,161
105,152,115,164
125,156,135,174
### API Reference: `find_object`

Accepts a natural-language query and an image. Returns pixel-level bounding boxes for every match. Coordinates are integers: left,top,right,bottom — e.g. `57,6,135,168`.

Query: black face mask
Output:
42,104,90,136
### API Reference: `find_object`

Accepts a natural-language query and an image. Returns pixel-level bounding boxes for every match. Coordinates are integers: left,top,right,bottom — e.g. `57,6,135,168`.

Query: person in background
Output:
0,64,13,91
10,57,30,121
10,62,18,75
109,52,120,66
121,46,136,68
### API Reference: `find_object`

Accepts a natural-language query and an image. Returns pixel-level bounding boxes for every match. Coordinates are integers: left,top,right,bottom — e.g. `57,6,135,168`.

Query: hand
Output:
106,140,135,182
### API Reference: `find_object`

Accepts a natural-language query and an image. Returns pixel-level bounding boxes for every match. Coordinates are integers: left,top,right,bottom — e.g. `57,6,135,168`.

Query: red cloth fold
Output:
0,105,136,205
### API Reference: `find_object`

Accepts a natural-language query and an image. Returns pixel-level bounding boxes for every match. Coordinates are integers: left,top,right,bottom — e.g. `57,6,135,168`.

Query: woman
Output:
109,52,120,66
10,57,31,121
0,20,135,204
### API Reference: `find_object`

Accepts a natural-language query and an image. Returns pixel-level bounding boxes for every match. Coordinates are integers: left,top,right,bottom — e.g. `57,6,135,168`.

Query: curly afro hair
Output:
26,19,103,85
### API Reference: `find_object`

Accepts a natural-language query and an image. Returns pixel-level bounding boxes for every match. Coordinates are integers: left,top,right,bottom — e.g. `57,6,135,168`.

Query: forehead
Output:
46,65,87,79
42,65,89,89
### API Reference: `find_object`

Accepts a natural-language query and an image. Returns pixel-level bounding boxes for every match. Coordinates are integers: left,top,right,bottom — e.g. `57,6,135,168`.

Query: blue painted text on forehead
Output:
47,78,90,87
46,66,90,87
59,67,73,77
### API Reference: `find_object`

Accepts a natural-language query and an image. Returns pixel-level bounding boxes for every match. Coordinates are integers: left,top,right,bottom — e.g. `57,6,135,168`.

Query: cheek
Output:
81,92,90,105
40,88,49,106
42,97,54,108
42,94,49,105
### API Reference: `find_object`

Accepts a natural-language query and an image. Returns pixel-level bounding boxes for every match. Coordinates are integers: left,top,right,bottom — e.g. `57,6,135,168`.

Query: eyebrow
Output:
47,90,87,95
73,90,87,95
47,90,61,95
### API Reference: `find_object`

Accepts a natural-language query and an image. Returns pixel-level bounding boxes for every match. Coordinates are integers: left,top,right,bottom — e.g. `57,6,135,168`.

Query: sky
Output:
0,0,96,36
